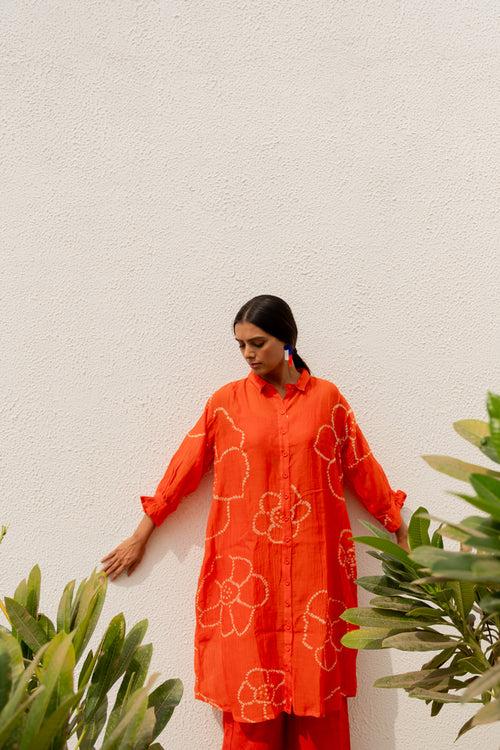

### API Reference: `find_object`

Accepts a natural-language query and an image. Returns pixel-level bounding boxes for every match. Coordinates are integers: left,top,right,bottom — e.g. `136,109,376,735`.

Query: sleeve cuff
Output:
382,489,407,532
140,495,165,527
393,489,407,508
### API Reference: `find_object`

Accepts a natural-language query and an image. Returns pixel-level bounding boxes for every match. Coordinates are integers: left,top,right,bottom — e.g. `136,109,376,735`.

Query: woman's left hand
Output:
394,519,410,553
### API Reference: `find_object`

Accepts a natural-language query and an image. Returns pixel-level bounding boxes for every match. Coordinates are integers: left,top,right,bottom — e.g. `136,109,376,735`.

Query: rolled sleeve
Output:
140,396,215,527
339,393,407,533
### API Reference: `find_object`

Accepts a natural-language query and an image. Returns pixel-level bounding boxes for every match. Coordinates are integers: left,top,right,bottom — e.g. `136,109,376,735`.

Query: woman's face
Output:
234,321,285,375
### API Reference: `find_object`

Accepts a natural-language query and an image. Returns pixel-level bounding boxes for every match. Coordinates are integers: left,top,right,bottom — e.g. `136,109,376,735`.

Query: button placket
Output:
277,395,293,711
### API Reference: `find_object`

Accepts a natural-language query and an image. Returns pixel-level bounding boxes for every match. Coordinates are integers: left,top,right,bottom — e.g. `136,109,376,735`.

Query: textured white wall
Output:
2,1,500,748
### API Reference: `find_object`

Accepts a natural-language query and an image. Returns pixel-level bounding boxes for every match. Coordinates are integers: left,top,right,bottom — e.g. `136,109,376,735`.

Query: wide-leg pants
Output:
221,696,351,749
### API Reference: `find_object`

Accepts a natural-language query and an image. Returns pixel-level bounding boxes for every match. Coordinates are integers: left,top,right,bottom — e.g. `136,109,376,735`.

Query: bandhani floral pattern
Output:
237,667,287,722
313,402,350,502
325,684,343,703
302,590,348,671
194,687,224,710
379,512,393,527
313,400,375,503
207,407,250,540
196,554,269,637
140,367,407,722
342,405,373,472
338,528,357,581
252,484,311,543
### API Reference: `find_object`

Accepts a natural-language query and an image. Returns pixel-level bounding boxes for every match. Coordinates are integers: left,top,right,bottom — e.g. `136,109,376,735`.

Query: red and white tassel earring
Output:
284,344,294,368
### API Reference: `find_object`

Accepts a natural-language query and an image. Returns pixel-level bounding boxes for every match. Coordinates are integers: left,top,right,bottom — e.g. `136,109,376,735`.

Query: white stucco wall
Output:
2,1,500,748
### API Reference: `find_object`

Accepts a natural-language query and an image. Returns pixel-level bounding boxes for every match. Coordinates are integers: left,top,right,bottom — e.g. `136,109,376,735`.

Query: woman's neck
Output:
259,361,301,390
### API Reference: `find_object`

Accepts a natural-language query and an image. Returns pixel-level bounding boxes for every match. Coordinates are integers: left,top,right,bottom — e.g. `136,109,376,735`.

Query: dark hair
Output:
233,294,311,374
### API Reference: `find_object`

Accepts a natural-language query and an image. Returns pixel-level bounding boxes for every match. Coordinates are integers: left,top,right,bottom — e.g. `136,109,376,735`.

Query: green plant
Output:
340,389,500,741
0,550,182,749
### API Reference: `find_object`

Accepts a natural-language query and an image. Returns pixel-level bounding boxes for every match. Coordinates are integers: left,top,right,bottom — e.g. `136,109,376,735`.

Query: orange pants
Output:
221,696,351,749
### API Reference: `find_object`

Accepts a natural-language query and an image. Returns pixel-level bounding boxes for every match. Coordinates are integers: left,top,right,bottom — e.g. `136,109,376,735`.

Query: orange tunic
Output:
140,367,407,723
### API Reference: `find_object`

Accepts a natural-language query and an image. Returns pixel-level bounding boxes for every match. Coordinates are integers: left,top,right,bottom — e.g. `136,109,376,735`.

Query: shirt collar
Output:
247,366,311,393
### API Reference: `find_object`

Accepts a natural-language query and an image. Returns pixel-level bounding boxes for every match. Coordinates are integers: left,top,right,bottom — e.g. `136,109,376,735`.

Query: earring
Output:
284,344,294,368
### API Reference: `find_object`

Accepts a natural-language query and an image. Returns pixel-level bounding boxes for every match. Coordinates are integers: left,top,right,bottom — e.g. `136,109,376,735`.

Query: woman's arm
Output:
133,512,156,543
140,395,215,527
100,394,215,580
394,504,411,552
338,391,408,535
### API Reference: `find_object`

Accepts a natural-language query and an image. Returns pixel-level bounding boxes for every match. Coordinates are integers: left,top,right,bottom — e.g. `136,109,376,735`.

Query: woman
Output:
101,294,409,749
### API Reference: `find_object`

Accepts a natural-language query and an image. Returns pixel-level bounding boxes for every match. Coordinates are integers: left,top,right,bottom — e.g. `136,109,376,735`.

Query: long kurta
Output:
140,367,407,723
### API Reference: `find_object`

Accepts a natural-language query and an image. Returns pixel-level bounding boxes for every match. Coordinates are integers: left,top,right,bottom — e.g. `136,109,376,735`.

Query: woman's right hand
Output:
100,515,156,580
100,534,147,580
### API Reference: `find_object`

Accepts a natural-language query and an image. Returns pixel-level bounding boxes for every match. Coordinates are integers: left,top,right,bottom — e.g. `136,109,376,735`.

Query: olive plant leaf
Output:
459,663,500,700
351,535,419,567
486,390,500,457
4,599,49,653
407,506,431,550
340,607,442,630
340,627,402,650
420,455,500,482
453,419,490,448
381,631,464,651
456,698,500,739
